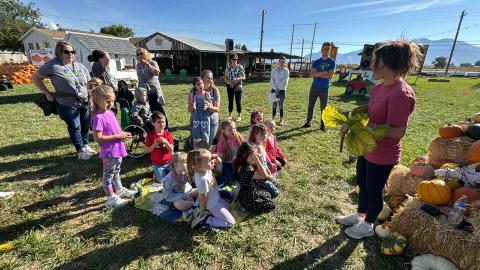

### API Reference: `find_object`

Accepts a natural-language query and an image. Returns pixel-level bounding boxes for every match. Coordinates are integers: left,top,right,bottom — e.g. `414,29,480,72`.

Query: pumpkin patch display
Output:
0,62,37,84
381,231,407,255
466,140,480,164
466,124,480,140
439,125,464,138
416,179,451,205
452,187,480,217
410,162,434,178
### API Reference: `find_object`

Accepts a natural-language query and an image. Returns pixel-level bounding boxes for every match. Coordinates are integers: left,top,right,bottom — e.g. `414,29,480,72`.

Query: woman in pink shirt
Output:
336,40,422,239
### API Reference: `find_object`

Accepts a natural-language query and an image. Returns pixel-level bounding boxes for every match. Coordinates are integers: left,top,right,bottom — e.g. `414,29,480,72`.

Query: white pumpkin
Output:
375,224,391,238
411,254,458,270
472,112,480,123
377,202,392,220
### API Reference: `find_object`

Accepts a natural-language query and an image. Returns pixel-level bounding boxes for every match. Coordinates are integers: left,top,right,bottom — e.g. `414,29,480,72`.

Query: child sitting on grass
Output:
214,119,244,185
144,112,174,183
264,119,286,174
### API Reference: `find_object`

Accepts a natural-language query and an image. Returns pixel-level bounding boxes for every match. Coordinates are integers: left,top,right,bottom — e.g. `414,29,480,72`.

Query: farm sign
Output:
29,49,54,66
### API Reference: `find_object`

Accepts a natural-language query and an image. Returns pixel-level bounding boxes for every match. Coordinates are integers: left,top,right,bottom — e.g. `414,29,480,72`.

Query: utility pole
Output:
259,9,266,71
289,24,295,69
308,23,317,71
445,10,467,75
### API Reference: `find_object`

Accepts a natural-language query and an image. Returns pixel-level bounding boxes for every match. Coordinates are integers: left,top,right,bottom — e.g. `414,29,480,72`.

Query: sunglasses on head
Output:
63,50,76,55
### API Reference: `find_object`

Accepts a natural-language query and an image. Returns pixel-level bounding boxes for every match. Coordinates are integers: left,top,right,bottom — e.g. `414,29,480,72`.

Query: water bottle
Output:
448,195,468,225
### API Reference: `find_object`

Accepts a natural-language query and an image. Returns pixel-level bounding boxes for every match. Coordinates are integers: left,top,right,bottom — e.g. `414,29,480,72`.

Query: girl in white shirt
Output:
270,56,290,125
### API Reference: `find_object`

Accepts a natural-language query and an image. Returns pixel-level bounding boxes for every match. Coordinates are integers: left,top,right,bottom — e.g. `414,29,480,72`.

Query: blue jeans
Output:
271,89,286,118
154,164,171,183
209,120,219,145
56,102,90,152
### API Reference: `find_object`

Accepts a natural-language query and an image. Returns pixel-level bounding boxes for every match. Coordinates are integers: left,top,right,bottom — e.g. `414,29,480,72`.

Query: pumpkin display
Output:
381,231,407,255
375,224,391,238
410,162,435,178
465,124,480,140
471,112,480,123
439,125,465,138
452,187,480,217
411,254,459,270
416,179,451,205
429,159,455,169
466,140,480,164
377,202,392,220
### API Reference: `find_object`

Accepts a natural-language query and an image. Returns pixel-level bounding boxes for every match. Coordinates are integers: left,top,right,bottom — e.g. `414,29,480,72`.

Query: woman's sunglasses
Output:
136,52,144,56
63,50,76,55
231,58,238,61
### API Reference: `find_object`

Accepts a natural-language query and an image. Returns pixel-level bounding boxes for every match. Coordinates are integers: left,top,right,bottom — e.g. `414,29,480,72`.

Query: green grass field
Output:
1,76,479,270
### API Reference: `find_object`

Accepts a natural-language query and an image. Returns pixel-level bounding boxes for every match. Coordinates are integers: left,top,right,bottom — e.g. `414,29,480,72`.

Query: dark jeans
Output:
271,89,286,118
56,102,90,152
306,87,329,124
356,156,394,223
221,163,235,186
148,92,168,128
226,85,242,114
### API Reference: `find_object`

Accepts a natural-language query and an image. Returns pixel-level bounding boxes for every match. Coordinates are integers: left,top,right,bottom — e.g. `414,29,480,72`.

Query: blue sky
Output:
27,0,480,55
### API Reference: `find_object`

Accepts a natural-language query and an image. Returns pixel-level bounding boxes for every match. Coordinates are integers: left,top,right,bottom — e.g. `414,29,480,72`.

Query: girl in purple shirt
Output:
91,85,136,208
336,41,422,239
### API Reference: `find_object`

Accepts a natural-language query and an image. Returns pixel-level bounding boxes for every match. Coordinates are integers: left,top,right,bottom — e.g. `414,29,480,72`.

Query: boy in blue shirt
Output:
303,42,336,131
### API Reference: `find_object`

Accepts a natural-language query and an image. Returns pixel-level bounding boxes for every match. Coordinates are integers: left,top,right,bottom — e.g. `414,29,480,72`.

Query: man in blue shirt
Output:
302,42,336,131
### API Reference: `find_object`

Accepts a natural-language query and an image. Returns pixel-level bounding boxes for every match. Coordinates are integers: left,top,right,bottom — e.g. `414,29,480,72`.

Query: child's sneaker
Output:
344,221,374,239
116,188,135,199
191,208,208,229
77,150,91,160
83,145,97,156
335,213,364,226
105,195,128,208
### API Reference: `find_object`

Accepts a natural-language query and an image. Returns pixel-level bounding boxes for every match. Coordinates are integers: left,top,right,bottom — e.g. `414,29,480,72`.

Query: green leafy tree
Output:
475,60,480,66
241,44,248,51
0,0,43,52
432,56,447,69
100,25,134,38
460,63,472,67
234,43,242,50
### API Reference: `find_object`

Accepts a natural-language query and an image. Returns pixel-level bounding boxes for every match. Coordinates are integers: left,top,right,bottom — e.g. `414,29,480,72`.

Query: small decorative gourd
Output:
375,224,391,238
381,231,407,255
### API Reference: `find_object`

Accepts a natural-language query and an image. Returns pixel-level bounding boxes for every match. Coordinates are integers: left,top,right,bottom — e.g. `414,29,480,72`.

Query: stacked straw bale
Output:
385,165,424,196
391,198,480,270
427,136,475,165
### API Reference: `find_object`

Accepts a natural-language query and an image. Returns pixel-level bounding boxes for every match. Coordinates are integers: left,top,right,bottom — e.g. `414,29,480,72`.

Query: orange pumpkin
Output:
452,187,480,217
416,179,451,205
439,125,464,138
467,140,480,164
410,162,434,179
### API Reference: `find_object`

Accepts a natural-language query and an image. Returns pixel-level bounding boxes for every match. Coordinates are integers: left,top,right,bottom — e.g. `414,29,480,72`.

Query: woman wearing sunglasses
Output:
32,41,95,160
223,53,245,122
135,48,168,127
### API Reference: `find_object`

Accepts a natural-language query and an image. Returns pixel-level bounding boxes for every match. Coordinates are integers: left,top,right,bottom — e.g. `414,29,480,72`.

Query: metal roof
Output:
156,32,245,53
67,33,137,56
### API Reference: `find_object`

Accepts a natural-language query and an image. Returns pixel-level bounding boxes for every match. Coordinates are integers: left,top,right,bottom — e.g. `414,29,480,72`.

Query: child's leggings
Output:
256,179,279,198
206,198,235,228
102,156,124,196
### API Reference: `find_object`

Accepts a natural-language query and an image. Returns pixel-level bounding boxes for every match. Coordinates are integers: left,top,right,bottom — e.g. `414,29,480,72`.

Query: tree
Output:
100,25,134,38
234,44,242,50
460,63,473,67
241,44,248,51
475,60,480,66
432,56,447,69
0,0,43,52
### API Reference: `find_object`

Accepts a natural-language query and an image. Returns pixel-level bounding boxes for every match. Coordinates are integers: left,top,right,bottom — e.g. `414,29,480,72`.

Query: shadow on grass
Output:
0,137,71,158
330,93,369,106
0,92,43,105
271,233,360,270
276,126,320,141
55,206,197,270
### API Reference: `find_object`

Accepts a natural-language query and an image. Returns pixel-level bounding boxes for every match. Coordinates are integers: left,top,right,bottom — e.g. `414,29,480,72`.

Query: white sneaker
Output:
105,195,128,208
116,188,135,199
335,213,363,226
191,208,208,229
345,221,374,239
77,150,91,160
83,145,97,156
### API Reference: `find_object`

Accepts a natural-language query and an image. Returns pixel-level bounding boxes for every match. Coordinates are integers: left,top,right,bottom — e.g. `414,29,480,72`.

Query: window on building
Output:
35,43,40,49
44,42,51,48
28,43,34,50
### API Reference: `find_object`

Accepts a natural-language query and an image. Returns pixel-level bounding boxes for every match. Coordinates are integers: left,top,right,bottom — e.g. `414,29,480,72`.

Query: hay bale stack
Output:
391,198,480,269
468,201,480,239
385,165,424,196
427,136,475,165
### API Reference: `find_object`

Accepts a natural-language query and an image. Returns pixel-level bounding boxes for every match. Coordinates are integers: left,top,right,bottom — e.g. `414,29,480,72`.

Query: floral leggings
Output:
102,156,124,196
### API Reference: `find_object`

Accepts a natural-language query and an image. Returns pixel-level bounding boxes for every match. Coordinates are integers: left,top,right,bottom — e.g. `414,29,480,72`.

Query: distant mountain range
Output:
305,38,480,66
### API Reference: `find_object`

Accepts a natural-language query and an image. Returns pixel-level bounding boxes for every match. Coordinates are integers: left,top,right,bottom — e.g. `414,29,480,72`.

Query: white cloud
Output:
381,0,463,15
307,0,401,14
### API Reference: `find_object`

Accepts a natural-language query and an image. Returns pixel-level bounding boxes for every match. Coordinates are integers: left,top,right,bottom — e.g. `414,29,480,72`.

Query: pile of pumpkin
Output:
376,112,480,269
0,62,38,84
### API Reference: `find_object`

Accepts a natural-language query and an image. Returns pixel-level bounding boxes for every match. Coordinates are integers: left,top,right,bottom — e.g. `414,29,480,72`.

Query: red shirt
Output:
145,130,174,165
365,80,415,165
265,134,285,173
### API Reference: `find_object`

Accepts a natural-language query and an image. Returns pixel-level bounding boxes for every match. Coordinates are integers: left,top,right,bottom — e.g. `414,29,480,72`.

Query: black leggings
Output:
148,92,169,128
356,156,394,223
226,85,242,114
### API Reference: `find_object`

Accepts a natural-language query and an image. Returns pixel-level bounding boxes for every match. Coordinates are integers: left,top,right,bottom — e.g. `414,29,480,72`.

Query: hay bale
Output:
468,201,480,239
427,136,475,165
391,198,480,270
385,165,424,196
